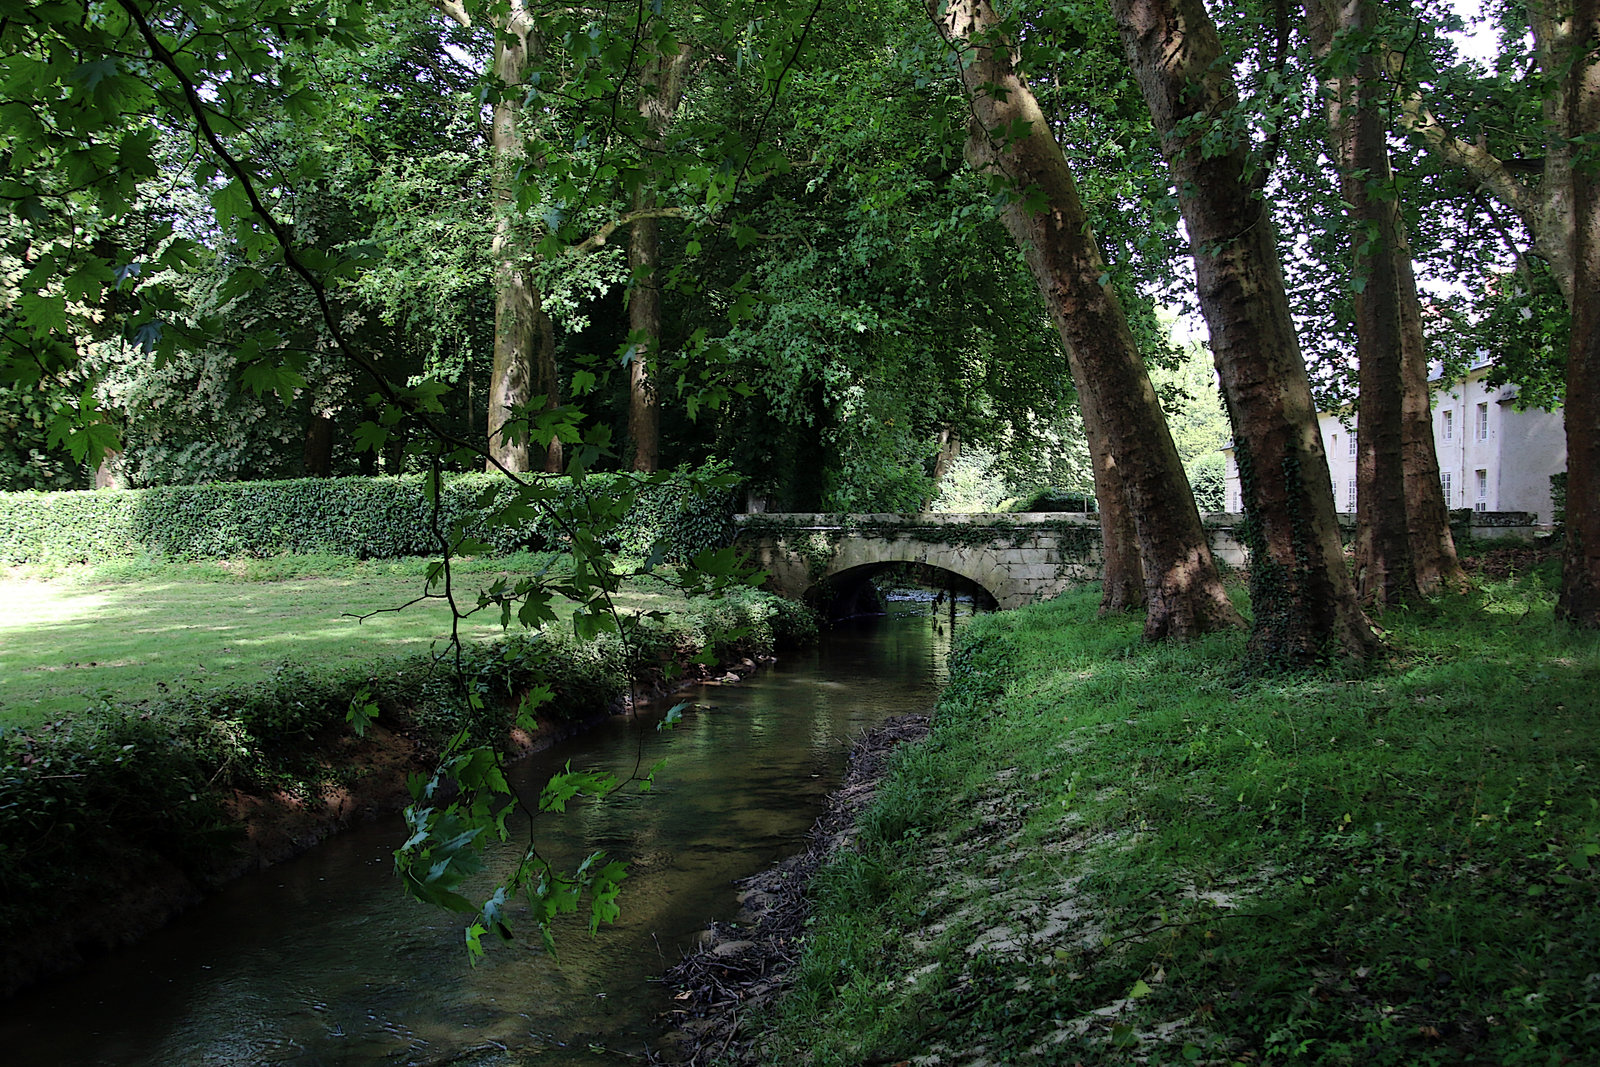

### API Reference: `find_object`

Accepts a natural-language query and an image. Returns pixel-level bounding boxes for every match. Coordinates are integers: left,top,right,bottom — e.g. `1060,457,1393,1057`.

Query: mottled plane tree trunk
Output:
1081,369,1146,612
1559,0,1600,625
627,44,693,473
1303,0,1419,608
1378,0,1597,618
931,0,1238,639
438,0,560,474
1395,224,1466,593
1112,0,1376,662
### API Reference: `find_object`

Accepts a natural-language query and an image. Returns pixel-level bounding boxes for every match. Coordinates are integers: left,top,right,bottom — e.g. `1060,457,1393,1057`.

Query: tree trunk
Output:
1113,0,1375,662
1369,0,1590,615
1082,381,1147,612
626,46,691,474
1395,219,1466,593
627,203,662,473
1559,0,1600,625
484,0,560,475
923,425,960,511
303,410,334,477
932,0,1238,640
93,447,124,489
1304,0,1418,609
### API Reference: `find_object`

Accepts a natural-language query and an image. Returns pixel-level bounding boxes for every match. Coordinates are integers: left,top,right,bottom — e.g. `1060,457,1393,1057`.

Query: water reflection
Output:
0,598,966,1065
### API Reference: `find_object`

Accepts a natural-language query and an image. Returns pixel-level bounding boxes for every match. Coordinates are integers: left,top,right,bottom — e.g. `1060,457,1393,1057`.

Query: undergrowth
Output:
762,573,1600,1065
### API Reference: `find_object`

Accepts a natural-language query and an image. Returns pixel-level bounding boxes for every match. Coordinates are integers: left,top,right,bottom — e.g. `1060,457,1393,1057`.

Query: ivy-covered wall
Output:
0,470,737,566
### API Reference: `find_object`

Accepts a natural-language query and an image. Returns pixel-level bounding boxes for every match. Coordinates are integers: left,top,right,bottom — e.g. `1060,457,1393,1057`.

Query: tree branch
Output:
1379,39,1538,230
1248,0,1293,194
432,0,472,29
569,206,687,253
114,0,537,487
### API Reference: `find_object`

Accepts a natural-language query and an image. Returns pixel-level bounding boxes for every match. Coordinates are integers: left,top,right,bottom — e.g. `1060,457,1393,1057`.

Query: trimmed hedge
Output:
0,468,737,566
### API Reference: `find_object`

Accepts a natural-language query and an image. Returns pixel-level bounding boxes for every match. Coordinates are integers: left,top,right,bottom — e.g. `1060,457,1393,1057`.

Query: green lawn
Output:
765,568,1600,1065
0,554,678,728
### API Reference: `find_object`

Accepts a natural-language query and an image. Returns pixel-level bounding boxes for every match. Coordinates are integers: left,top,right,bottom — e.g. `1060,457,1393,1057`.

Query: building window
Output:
1348,431,1357,457
1347,479,1358,512
1476,403,1489,441
1442,409,1454,441
1476,468,1488,512
1441,470,1452,503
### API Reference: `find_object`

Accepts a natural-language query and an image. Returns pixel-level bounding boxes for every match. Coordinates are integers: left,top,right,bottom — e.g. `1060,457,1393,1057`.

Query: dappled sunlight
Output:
0,581,118,632
0,570,624,725
0,563,724,728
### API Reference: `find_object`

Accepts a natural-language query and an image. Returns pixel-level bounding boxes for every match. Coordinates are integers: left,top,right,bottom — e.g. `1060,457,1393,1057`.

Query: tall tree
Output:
1302,0,1422,607
1112,0,1377,662
1394,219,1467,593
1081,382,1147,612
1560,0,1600,624
435,0,562,474
1379,0,1600,619
931,0,1241,640
626,43,694,473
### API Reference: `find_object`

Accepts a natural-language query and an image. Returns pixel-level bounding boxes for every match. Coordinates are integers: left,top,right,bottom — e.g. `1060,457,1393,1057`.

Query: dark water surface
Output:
0,599,963,1066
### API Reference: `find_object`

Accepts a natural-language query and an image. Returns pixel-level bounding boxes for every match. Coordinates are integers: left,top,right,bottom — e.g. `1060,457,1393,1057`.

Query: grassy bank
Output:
763,572,1600,1065
0,552,689,728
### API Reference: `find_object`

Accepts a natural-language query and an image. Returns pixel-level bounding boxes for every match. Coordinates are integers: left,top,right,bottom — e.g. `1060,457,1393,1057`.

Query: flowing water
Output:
0,597,966,1066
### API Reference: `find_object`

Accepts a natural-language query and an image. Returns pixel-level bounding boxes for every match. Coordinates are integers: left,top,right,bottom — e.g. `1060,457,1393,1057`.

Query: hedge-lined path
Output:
0,557,676,728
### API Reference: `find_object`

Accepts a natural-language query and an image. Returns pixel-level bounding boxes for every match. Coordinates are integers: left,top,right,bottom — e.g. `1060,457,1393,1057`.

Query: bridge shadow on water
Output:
811,561,999,622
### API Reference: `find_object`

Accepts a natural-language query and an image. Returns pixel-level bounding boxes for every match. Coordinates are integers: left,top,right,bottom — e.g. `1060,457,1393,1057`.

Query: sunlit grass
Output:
0,553,684,728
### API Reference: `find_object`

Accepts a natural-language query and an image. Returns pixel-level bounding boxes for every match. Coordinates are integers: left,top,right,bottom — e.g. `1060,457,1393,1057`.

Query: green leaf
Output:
16,292,68,338
352,422,390,454
68,58,119,91
587,858,628,933
539,763,618,813
345,687,379,738
658,702,688,731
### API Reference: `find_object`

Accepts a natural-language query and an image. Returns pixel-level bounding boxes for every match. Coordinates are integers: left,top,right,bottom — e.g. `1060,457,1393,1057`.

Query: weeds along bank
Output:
759,580,1600,1065
0,585,815,998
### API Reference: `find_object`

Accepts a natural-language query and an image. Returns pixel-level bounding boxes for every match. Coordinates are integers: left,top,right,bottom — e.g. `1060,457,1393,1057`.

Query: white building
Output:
1222,359,1566,525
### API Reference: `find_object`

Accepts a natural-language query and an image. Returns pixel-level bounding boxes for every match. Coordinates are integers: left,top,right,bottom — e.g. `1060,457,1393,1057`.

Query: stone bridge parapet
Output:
735,512,1260,612
734,513,1109,611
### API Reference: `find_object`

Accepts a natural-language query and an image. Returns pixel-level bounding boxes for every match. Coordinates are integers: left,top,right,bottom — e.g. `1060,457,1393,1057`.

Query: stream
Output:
0,596,966,1066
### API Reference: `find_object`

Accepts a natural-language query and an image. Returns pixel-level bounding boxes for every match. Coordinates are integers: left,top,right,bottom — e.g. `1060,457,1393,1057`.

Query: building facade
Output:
1222,361,1566,525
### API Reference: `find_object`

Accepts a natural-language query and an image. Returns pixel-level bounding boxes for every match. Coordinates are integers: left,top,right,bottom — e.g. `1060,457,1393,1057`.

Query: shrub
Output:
0,628,634,937
1186,451,1227,512
1009,486,1097,512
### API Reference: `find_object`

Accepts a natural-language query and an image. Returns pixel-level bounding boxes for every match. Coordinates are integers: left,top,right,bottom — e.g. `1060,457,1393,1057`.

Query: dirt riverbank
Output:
654,712,932,1065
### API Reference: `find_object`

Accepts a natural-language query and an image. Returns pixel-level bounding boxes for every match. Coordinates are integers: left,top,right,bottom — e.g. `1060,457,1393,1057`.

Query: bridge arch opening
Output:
806,562,999,621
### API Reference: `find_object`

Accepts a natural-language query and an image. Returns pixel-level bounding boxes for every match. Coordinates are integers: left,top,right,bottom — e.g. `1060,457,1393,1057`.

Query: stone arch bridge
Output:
735,513,1251,613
